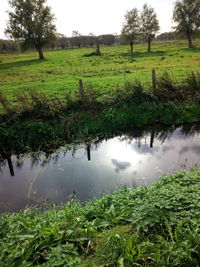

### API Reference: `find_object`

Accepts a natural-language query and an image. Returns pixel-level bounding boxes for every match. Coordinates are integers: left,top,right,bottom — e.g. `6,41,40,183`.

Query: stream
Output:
0,124,199,213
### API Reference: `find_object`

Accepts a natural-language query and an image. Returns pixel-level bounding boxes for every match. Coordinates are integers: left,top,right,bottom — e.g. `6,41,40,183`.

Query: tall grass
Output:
185,71,200,92
0,91,11,113
154,71,200,101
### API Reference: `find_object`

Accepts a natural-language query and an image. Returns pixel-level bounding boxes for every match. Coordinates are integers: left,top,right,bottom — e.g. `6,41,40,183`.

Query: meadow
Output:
0,39,200,103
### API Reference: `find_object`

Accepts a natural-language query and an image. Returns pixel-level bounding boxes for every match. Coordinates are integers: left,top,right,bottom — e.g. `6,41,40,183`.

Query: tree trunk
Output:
87,144,91,161
130,42,133,54
37,47,45,60
150,130,155,148
7,156,15,177
148,37,151,52
187,33,193,48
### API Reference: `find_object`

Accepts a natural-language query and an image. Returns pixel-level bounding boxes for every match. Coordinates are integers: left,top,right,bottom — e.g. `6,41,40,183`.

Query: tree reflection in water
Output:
0,124,200,177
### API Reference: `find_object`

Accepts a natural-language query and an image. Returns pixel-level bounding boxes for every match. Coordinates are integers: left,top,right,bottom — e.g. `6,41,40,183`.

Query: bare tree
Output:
99,34,115,45
88,33,96,47
72,31,82,48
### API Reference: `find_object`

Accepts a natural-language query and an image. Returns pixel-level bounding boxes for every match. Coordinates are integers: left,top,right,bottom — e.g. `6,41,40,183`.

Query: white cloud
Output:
0,0,174,39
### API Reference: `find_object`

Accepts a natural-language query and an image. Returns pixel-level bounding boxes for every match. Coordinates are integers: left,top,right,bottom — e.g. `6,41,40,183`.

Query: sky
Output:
0,0,175,39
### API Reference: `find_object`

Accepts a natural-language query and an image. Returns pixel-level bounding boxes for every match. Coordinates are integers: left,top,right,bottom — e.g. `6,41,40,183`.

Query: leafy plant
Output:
1,169,200,266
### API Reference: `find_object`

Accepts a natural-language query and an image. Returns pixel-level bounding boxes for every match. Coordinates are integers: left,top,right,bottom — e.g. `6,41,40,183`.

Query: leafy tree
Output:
6,0,56,59
121,8,140,54
173,0,200,48
141,4,159,52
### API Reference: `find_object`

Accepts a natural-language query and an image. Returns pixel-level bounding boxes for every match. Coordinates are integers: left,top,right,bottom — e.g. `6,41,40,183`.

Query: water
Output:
0,124,199,213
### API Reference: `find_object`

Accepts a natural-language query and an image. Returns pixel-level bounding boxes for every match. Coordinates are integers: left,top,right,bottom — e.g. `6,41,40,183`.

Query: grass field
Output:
0,40,200,102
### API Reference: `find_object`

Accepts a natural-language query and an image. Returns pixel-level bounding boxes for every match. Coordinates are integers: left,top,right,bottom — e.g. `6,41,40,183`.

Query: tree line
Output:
1,31,195,54
52,33,116,50
0,39,21,53
0,34,116,53
3,0,200,59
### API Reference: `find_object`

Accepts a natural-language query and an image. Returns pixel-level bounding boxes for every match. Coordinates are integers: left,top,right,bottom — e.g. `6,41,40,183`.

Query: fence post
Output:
79,79,84,101
152,69,156,91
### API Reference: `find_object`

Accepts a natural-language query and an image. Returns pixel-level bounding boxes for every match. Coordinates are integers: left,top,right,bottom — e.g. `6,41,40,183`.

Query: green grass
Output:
1,40,200,104
1,169,200,266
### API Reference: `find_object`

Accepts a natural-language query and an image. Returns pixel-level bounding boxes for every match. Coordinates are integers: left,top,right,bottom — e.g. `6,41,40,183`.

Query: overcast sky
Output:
0,0,175,39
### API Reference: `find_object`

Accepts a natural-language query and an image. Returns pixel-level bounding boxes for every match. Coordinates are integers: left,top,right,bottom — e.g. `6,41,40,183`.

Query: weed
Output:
184,71,200,93
0,91,12,113
157,72,177,92
0,169,200,266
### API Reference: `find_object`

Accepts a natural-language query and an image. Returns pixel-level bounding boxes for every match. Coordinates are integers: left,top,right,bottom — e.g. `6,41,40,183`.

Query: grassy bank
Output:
0,69,200,156
1,169,200,266
1,101,200,157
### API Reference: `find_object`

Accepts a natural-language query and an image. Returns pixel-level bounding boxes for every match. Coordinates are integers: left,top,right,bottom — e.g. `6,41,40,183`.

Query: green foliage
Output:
157,72,177,91
173,0,200,48
121,8,140,53
44,243,81,266
0,169,200,266
185,71,200,92
121,4,159,52
6,0,56,59
154,71,200,101
141,4,160,52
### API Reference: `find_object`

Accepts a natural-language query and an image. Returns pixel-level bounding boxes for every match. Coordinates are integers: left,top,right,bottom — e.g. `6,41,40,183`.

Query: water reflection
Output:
179,145,200,155
111,159,131,173
0,124,200,213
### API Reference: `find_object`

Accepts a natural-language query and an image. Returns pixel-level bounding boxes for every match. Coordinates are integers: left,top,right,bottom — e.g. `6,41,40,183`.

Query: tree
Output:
88,33,96,47
56,33,68,49
121,8,140,54
99,34,115,46
173,0,200,48
141,4,159,52
6,0,56,59
72,31,82,48
156,32,176,41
